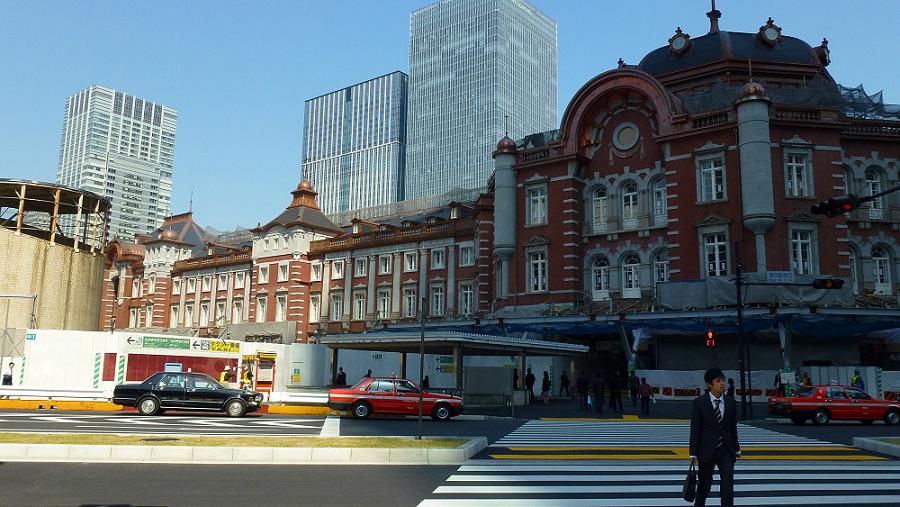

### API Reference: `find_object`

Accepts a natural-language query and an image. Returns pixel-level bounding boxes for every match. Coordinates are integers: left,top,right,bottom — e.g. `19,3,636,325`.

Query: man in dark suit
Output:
689,368,741,507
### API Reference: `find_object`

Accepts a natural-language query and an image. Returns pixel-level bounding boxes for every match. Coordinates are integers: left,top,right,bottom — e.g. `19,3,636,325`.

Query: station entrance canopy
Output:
319,330,588,356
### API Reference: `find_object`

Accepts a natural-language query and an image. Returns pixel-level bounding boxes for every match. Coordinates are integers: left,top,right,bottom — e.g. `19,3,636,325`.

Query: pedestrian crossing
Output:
418,419,899,505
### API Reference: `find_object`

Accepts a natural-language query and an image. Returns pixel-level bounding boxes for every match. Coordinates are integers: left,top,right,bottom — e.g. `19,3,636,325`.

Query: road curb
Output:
0,400,122,411
853,437,900,458
0,437,488,465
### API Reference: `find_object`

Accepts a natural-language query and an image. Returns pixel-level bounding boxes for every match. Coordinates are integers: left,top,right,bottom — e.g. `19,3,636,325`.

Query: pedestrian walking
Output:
774,370,784,397
2,361,14,386
364,368,373,378
525,368,536,404
336,367,347,386
576,371,589,411
726,378,735,399
639,377,654,415
422,375,430,389
628,371,640,407
608,373,622,412
241,364,253,390
689,368,741,507
559,372,570,397
852,369,865,391
591,373,605,414
541,371,551,405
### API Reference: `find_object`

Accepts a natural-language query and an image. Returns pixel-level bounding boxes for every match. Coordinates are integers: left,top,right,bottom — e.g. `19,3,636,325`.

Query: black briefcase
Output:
682,462,697,502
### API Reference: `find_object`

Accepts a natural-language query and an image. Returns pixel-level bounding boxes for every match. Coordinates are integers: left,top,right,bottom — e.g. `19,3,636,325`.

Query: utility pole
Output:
416,294,426,440
735,242,749,420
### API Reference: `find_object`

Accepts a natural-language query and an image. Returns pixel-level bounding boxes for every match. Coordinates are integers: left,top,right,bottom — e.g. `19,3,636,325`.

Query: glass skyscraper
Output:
301,71,408,215
57,85,177,241
405,0,557,200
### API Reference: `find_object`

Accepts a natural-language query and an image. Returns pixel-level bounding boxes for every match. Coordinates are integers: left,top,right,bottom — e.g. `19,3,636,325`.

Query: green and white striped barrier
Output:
18,356,25,385
117,355,126,384
92,353,101,388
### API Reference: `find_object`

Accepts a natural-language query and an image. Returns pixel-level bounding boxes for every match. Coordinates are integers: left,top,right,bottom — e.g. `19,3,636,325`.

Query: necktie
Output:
714,398,725,448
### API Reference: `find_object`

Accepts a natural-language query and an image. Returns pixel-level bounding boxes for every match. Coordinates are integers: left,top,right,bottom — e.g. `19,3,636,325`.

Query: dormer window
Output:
450,208,459,219
352,224,359,234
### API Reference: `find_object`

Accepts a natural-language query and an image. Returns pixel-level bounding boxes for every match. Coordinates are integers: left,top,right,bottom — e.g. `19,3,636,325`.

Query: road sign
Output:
767,271,795,284
125,336,143,347
143,336,190,350
25,333,36,341
209,341,240,353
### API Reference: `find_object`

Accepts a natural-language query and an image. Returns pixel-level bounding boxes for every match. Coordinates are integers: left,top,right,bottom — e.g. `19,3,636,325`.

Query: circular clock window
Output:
764,27,779,41
671,36,687,51
612,123,640,151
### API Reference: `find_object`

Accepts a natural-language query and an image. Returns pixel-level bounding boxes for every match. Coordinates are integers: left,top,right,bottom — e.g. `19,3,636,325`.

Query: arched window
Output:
591,256,610,301
872,246,892,295
865,168,884,219
653,251,670,287
621,182,638,229
652,178,667,225
591,187,609,233
622,253,641,299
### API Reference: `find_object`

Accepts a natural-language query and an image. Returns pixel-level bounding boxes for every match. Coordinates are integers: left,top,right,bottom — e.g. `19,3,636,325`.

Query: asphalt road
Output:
0,462,456,507
748,418,900,445
0,409,525,443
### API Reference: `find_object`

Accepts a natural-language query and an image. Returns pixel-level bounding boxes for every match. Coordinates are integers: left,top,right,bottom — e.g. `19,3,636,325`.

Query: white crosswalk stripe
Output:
419,419,899,506
490,420,841,447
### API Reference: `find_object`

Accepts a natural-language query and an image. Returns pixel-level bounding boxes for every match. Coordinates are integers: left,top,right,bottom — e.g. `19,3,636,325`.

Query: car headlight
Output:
255,394,263,402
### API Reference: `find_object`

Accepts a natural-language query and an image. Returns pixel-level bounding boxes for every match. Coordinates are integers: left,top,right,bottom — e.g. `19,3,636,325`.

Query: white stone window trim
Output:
590,185,609,234
621,253,642,299
379,255,392,275
258,265,269,284
458,242,476,267
698,224,730,278
355,258,368,277
591,256,611,301
696,152,727,203
526,245,549,293
525,183,548,226
331,260,345,280
403,252,418,272
309,294,321,323
431,248,446,269
310,262,322,282
784,150,813,198
787,224,819,276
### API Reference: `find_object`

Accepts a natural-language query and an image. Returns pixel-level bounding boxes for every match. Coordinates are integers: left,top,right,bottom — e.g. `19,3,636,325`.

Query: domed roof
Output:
492,135,517,157
297,179,314,192
638,30,822,78
159,229,178,241
738,81,767,100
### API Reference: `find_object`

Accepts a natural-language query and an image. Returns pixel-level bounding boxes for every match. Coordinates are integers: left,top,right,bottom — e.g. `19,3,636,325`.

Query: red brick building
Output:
102,8,900,372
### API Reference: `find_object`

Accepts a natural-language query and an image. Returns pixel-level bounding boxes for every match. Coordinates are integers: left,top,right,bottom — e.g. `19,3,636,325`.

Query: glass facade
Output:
301,71,408,215
56,85,177,241
405,0,557,200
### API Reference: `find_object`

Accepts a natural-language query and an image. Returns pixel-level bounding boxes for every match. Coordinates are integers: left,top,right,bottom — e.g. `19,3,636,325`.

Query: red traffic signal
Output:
812,278,845,290
811,194,861,217
706,329,715,347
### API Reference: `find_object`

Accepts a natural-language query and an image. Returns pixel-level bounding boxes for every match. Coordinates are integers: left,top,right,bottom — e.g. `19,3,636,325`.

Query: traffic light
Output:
811,194,861,217
706,329,716,347
811,278,845,290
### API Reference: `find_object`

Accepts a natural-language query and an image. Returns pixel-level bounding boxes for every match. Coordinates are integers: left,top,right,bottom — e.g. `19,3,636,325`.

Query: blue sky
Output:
2,0,898,231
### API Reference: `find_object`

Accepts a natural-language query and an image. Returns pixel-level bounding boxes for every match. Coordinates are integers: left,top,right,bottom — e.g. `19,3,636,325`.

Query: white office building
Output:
301,71,408,215
405,0,557,200
57,85,177,241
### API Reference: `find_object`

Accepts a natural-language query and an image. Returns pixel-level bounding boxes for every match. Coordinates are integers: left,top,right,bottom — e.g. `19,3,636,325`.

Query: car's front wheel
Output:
137,396,160,416
790,415,805,425
352,401,372,419
225,399,246,418
431,403,452,421
885,409,900,426
812,408,831,425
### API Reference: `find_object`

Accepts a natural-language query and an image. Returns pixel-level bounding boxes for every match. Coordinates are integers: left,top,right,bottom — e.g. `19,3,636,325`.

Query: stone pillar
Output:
492,137,517,298
736,82,776,272
321,261,331,320
366,255,376,318
391,253,402,318
447,245,456,314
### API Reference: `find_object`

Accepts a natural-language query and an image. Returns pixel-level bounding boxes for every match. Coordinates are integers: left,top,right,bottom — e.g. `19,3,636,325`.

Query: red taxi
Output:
768,385,900,426
327,377,464,421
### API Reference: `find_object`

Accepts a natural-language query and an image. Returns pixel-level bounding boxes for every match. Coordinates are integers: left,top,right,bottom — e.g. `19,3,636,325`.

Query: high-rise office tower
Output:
405,0,557,200
57,85,177,241
301,71,408,215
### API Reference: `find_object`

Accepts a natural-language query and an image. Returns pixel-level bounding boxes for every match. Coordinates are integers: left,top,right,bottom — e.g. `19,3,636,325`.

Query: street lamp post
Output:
417,294,425,440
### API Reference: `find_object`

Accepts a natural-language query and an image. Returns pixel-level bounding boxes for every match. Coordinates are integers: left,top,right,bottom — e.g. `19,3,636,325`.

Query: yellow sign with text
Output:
209,341,241,353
